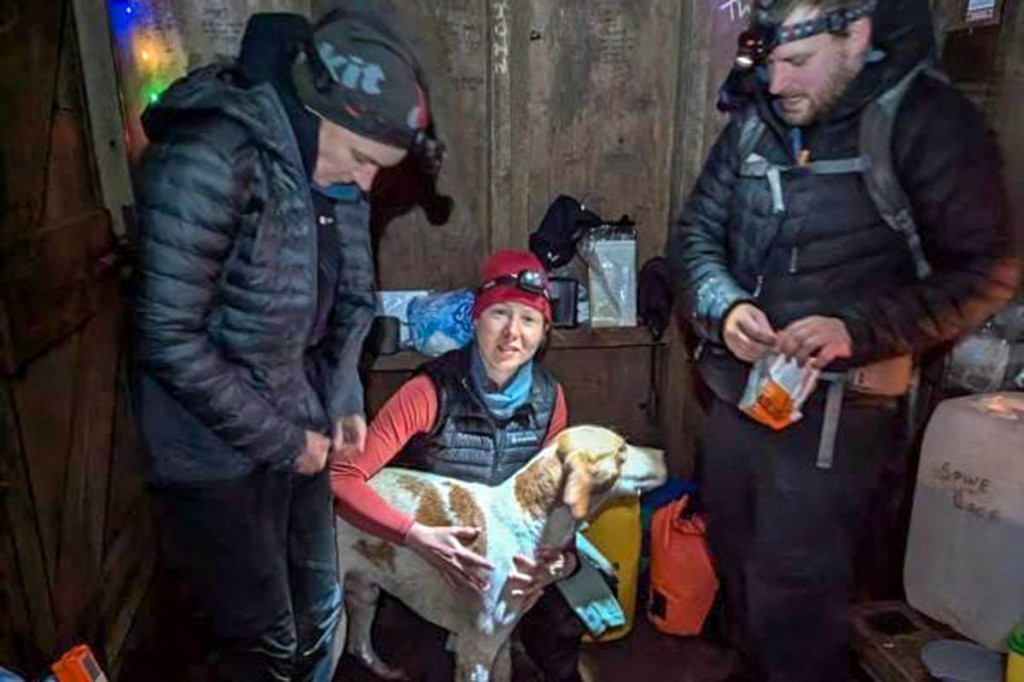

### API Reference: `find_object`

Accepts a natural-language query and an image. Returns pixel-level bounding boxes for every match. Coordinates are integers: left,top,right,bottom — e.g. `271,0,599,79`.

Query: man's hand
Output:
723,303,778,363
294,430,331,476
332,414,367,460
776,316,853,368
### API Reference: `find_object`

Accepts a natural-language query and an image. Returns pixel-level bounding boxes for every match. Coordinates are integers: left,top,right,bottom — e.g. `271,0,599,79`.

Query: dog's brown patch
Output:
514,454,564,519
396,473,429,498
414,485,452,528
395,472,454,528
448,485,487,556
561,453,595,520
353,539,396,573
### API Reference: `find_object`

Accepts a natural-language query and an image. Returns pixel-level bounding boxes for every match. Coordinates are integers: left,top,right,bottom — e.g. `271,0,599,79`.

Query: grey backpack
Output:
736,61,943,281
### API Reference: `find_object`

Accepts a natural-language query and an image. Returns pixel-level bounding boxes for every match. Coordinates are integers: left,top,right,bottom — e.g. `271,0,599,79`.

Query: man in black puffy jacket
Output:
133,9,439,680
666,1,1019,680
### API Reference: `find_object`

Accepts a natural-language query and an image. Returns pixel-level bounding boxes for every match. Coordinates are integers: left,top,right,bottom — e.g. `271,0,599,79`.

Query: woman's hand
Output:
507,548,577,608
404,522,494,594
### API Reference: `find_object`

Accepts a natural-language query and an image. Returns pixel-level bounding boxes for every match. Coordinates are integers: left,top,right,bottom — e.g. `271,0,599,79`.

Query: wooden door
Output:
0,1,153,677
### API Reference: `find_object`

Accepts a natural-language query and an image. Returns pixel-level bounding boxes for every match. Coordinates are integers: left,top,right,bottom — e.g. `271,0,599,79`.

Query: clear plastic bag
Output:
945,323,1011,394
579,224,637,328
738,352,821,430
993,299,1024,342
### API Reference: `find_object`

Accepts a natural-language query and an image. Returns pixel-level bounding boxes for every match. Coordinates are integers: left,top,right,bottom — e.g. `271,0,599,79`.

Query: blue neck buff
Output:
312,181,361,203
470,344,533,420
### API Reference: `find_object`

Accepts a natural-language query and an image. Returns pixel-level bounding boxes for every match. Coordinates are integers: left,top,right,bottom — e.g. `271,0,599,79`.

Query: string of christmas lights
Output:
108,0,175,107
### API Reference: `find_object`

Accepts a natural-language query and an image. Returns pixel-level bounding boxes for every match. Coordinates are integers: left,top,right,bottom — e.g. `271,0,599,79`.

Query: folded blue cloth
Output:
556,534,626,636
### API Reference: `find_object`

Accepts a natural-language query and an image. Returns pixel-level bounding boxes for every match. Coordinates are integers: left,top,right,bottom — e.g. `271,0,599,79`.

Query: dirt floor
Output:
122,574,870,681
333,593,875,682
333,592,740,682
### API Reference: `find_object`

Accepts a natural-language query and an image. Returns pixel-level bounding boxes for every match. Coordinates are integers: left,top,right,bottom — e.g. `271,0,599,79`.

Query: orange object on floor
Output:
51,644,108,682
648,495,719,636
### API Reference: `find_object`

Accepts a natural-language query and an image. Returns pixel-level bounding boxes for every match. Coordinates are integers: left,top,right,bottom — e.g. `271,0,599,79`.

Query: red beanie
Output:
471,249,552,322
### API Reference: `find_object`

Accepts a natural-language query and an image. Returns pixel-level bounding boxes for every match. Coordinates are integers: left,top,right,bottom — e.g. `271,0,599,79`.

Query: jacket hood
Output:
141,14,316,172
821,0,937,122
142,66,296,160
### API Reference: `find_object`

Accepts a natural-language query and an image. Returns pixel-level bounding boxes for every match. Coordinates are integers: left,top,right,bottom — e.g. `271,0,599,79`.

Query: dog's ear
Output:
561,453,592,520
555,432,574,461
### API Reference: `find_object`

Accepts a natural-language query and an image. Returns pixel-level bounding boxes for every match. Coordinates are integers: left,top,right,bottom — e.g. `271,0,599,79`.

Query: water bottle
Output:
1008,623,1024,682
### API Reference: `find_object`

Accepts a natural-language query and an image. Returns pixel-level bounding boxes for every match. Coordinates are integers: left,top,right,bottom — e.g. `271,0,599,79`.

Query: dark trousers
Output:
700,395,899,682
155,468,341,682
517,588,586,682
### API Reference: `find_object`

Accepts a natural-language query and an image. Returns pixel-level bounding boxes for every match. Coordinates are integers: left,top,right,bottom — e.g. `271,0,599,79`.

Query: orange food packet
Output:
739,353,820,430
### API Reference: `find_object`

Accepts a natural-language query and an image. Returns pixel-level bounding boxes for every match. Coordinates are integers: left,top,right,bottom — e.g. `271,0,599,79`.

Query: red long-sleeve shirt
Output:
330,375,568,544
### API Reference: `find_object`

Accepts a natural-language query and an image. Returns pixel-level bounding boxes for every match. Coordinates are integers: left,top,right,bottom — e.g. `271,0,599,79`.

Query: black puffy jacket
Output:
667,13,1020,401
134,63,375,482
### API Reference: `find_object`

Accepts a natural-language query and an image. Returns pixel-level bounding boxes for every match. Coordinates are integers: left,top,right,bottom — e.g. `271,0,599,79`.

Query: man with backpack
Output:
666,0,1019,680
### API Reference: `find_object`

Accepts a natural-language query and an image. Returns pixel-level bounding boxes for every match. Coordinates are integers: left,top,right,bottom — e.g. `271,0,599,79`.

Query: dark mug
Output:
549,278,579,329
367,316,401,355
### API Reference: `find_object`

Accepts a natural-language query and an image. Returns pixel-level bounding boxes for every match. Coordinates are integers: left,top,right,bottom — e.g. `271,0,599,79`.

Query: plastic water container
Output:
904,393,1024,652
581,496,641,642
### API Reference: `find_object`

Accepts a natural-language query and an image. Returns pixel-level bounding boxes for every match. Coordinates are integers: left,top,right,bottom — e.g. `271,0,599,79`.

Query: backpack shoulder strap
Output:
737,109,767,166
859,61,945,280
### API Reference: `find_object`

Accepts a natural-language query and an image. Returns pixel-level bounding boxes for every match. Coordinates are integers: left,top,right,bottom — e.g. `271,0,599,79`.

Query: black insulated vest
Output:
394,346,557,486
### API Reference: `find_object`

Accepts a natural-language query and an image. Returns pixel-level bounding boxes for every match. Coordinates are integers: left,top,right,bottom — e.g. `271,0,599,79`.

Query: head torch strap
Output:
775,0,877,46
738,0,877,72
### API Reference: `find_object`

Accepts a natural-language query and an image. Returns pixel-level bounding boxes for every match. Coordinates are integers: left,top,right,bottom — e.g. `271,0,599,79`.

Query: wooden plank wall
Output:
322,0,698,284
521,1,681,265
0,1,154,677
361,0,491,290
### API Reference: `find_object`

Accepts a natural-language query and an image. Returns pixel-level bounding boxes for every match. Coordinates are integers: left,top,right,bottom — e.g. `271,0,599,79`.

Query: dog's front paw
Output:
350,646,410,681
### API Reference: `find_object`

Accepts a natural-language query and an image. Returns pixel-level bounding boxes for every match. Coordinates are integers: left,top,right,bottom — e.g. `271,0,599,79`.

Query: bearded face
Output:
765,5,870,126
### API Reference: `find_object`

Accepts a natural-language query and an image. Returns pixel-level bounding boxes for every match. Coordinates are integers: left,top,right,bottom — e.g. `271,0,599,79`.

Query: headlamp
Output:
411,128,446,179
735,24,777,71
479,270,551,300
733,0,877,71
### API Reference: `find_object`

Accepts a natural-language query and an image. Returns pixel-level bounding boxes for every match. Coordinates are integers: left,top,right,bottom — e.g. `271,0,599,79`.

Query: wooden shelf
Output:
547,326,666,350
368,326,667,372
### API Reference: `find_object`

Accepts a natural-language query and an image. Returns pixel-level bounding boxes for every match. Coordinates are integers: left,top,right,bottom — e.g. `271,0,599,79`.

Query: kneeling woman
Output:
331,249,584,681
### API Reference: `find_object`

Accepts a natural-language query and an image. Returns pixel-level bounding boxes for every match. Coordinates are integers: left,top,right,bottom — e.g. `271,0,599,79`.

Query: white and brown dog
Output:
334,425,668,682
